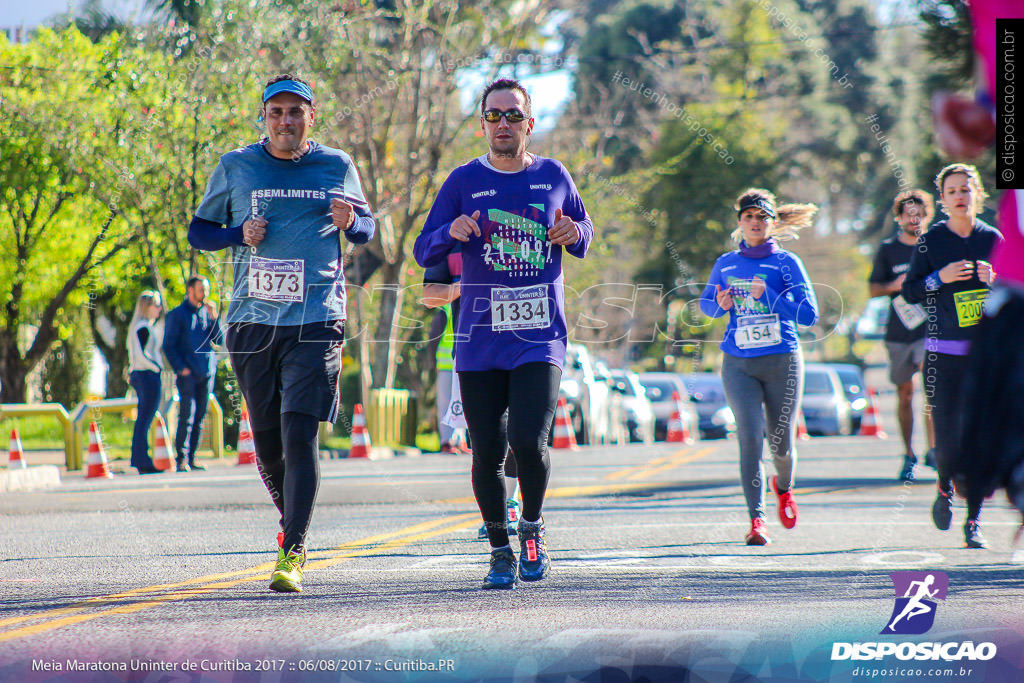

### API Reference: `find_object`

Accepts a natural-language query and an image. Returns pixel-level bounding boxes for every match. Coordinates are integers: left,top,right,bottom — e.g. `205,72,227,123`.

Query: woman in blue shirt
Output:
700,189,819,545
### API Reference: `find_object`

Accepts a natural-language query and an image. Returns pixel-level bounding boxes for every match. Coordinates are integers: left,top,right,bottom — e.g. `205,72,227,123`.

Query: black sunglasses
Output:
482,108,528,124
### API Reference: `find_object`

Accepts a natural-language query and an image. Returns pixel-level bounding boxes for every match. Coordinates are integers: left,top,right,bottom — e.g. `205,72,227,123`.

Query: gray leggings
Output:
721,351,804,520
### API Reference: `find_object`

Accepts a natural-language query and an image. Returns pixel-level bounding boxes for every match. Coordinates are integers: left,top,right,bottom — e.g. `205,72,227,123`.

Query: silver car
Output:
801,363,852,436
637,372,699,442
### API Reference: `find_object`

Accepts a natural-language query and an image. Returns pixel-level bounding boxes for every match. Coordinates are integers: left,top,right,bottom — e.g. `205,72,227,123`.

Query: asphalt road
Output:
2,409,1023,682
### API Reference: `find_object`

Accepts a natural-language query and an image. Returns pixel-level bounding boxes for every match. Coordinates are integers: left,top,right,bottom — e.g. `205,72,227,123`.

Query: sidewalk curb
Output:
0,465,62,492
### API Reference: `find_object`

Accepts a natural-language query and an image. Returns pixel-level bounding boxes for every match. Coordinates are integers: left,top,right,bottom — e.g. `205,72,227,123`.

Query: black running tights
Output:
459,362,561,548
252,412,321,552
924,351,982,521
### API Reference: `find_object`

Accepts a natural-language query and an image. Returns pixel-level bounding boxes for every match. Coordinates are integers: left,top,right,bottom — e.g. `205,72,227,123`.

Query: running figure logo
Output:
880,571,948,635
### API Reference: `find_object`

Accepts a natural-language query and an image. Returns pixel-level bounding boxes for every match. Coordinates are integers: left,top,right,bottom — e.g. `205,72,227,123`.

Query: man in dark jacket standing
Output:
163,276,223,472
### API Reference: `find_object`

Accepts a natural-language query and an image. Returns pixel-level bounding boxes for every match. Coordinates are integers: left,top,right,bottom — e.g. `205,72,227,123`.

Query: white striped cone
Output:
8,429,26,469
85,421,113,479
152,415,174,471
349,404,371,458
796,408,810,440
236,409,257,465
552,398,579,450
859,388,887,438
666,392,690,443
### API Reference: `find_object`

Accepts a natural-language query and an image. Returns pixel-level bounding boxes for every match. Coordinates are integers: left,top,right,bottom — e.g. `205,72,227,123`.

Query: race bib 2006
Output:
953,289,987,328
248,256,304,302
490,285,550,332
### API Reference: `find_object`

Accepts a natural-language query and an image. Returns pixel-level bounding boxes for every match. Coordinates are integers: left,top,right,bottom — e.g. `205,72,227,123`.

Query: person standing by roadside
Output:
700,188,819,546
902,164,1002,549
868,190,937,481
188,75,375,592
414,78,592,589
162,276,222,473
127,290,164,475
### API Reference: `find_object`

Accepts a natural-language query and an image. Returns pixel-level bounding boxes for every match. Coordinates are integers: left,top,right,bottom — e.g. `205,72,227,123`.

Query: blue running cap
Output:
263,80,314,104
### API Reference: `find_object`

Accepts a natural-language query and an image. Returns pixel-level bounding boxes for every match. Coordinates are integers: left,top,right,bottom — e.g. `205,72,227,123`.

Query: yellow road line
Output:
0,512,479,637
2,443,725,642
627,447,716,481
603,450,685,480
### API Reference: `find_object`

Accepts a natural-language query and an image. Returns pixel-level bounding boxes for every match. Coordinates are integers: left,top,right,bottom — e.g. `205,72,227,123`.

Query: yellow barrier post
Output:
0,403,76,469
365,389,417,446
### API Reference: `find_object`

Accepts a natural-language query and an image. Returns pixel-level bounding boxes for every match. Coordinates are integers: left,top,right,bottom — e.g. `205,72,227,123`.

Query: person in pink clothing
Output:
934,0,1024,525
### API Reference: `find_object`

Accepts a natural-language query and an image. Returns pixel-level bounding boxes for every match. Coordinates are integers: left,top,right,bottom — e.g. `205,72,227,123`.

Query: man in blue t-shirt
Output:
415,78,593,589
188,75,376,593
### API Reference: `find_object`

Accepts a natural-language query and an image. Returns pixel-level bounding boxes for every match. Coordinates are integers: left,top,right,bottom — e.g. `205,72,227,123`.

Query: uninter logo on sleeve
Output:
830,572,997,662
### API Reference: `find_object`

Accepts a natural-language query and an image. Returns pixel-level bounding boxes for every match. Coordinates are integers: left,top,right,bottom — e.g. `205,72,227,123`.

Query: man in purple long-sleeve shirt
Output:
414,78,593,590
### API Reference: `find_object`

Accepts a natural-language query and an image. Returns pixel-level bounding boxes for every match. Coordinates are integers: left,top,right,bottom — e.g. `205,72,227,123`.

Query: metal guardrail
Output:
69,395,224,470
2,396,226,471
365,388,418,446
0,403,76,469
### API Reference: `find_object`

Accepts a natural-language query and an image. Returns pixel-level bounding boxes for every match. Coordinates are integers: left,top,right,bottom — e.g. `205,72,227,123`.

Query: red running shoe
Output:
277,531,285,548
745,518,771,546
772,476,798,529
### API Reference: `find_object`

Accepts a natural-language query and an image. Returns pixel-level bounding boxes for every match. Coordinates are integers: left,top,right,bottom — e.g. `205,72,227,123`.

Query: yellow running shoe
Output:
270,546,306,593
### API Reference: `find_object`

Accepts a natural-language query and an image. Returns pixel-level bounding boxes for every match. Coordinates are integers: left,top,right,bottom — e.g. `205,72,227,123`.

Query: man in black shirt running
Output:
868,190,936,481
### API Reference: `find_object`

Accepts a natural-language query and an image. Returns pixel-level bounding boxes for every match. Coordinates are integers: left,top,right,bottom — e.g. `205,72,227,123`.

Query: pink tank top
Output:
970,1,1024,287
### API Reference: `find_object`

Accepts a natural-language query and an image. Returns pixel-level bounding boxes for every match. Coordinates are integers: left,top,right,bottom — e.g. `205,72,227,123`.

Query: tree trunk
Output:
0,335,29,403
370,260,405,389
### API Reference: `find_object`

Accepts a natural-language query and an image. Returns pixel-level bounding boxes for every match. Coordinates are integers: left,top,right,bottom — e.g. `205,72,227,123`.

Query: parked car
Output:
801,363,852,436
679,373,736,440
637,372,699,442
829,363,868,433
561,343,615,445
855,297,890,340
610,369,655,443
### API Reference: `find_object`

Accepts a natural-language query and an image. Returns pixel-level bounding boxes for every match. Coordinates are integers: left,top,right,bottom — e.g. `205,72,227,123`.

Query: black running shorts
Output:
226,320,345,430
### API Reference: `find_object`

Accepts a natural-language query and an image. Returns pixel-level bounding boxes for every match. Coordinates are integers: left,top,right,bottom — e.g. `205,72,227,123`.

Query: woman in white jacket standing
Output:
127,290,165,474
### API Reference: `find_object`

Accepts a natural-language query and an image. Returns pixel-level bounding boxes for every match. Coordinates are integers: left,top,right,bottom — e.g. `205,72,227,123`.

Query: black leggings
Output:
252,412,321,552
459,362,561,547
924,351,982,521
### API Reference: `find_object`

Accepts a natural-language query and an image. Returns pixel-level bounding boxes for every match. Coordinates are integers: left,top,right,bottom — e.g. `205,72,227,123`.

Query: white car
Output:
561,343,615,445
610,370,655,443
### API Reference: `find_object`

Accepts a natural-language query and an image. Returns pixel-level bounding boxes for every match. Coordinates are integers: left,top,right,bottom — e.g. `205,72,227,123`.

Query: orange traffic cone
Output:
349,404,371,458
859,388,887,438
796,408,810,440
8,429,26,469
666,392,695,444
552,398,579,450
85,421,114,479
152,415,174,471
236,409,257,465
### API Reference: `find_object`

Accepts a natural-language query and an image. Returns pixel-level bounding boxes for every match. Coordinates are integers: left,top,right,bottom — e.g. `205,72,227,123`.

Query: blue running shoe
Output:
478,523,489,540
482,547,517,589
516,519,550,582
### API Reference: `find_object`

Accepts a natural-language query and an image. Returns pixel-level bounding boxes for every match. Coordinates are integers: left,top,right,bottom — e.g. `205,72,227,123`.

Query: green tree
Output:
0,29,137,402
